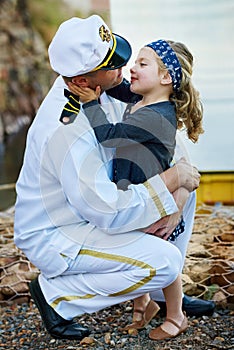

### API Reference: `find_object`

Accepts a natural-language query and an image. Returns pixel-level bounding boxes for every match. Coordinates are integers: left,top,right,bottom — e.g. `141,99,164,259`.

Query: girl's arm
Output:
83,101,173,151
68,83,170,149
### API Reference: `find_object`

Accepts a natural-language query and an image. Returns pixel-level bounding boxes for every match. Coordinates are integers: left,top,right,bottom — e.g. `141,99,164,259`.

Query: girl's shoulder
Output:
143,101,177,126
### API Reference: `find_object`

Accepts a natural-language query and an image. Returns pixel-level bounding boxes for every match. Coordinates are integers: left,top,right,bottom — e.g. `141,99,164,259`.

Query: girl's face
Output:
130,47,163,95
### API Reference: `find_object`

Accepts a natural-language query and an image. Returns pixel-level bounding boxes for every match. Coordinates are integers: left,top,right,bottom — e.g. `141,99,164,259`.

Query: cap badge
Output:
99,25,111,42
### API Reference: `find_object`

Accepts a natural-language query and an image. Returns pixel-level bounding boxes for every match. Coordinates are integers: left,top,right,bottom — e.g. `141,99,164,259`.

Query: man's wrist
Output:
160,165,179,193
173,187,189,211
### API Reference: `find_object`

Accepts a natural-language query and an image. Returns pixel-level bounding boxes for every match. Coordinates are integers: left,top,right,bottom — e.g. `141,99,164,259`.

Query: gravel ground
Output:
0,300,233,350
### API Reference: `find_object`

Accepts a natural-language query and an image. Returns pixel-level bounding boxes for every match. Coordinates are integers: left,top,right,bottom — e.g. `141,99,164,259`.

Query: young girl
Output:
69,39,203,340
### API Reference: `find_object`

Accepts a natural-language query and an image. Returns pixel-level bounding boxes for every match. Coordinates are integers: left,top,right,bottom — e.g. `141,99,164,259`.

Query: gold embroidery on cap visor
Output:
91,34,117,72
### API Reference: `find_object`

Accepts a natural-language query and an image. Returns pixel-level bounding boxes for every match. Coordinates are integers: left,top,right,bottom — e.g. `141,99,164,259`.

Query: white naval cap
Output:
48,15,132,77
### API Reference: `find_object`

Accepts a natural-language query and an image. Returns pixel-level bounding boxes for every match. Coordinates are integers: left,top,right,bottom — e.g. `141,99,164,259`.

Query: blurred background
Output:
0,0,233,211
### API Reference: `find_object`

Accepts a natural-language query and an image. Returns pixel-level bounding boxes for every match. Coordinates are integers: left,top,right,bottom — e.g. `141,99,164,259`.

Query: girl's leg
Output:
123,293,160,329
149,274,188,340
161,274,184,334
149,191,196,302
132,293,151,322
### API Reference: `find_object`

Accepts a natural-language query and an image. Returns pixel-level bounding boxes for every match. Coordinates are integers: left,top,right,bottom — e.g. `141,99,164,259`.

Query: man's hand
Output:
143,187,190,239
68,82,101,103
161,157,200,193
143,214,181,240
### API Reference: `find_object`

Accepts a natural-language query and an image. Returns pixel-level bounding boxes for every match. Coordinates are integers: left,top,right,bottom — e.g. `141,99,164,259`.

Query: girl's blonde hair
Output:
156,40,204,143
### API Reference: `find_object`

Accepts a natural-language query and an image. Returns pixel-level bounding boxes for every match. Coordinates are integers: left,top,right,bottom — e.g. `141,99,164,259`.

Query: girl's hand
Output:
68,82,101,104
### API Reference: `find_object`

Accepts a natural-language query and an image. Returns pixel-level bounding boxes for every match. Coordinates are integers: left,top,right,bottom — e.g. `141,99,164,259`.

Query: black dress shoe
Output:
29,277,90,340
156,294,216,317
182,295,216,317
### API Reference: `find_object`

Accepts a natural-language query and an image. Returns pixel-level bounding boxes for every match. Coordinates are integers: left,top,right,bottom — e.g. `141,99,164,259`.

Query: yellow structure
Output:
196,172,234,205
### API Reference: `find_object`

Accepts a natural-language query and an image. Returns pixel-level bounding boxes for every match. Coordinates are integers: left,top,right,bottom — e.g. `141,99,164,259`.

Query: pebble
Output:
0,301,233,349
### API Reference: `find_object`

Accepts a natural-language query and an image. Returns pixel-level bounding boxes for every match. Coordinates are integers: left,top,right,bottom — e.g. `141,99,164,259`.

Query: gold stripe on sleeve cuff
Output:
143,180,167,217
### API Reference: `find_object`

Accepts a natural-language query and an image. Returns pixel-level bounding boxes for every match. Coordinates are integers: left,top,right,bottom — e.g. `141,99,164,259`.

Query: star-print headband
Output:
146,39,182,92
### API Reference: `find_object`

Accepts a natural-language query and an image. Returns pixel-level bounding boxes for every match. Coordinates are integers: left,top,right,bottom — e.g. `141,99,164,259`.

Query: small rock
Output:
104,332,111,344
80,336,96,345
128,328,138,336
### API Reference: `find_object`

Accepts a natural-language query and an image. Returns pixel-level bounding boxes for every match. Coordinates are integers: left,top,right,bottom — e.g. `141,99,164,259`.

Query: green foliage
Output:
28,0,83,46
27,0,110,47
203,284,220,300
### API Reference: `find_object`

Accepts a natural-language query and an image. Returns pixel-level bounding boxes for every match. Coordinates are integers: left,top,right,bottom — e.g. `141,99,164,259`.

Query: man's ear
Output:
72,76,89,87
161,71,172,86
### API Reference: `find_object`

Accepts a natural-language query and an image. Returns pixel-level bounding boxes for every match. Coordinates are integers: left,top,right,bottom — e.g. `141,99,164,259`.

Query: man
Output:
14,15,214,341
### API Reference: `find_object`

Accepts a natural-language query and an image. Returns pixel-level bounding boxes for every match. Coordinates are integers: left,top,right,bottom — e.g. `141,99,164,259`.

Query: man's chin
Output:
103,76,123,92
113,76,123,87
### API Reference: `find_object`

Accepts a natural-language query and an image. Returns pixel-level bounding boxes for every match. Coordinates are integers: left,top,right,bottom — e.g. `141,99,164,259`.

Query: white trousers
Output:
39,192,196,320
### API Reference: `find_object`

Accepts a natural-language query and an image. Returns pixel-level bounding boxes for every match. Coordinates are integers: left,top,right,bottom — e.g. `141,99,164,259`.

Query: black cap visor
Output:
99,33,132,70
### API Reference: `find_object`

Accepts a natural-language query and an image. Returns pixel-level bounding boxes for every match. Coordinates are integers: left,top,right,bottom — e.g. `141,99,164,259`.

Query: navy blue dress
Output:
83,79,177,190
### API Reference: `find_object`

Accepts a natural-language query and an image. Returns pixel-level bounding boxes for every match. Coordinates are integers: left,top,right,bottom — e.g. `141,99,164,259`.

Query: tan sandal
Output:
123,300,160,330
149,313,188,340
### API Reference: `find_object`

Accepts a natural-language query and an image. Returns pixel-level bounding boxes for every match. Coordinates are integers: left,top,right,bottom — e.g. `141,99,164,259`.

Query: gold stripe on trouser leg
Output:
50,293,96,308
144,180,167,217
79,249,156,297
50,249,156,308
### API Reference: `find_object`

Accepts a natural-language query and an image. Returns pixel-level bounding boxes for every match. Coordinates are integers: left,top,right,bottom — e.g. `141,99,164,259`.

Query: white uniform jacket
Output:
14,76,178,278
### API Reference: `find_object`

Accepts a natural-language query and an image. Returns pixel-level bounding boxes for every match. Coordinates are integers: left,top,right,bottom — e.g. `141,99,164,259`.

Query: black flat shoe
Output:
29,277,90,340
156,294,216,317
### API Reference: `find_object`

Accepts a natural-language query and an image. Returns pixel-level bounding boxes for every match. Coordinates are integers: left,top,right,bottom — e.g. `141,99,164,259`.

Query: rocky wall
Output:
0,0,54,141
